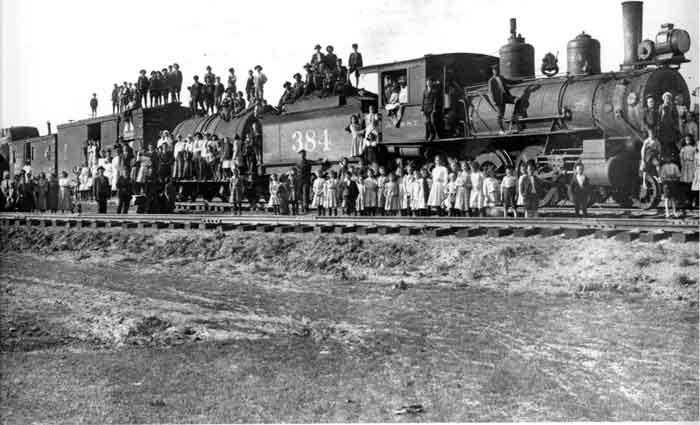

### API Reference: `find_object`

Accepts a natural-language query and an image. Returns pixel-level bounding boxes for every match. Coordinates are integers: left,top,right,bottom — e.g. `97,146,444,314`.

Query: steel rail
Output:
1,212,697,233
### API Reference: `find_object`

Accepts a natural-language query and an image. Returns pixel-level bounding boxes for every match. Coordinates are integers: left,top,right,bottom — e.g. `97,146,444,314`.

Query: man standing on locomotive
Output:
421,79,440,142
658,91,681,160
172,63,183,103
253,65,267,103
488,64,518,135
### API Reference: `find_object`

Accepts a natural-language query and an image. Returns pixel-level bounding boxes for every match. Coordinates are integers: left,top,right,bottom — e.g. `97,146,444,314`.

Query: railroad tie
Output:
671,231,699,243
487,227,512,237
334,225,356,234
294,224,313,233
256,224,275,232
426,227,455,237
614,229,640,242
314,225,334,234
513,227,539,237
456,227,485,238
594,229,621,239
377,226,399,235
356,226,378,235
274,225,294,234
563,228,594,239
639,231,668,243
399,227,420,236
237,223,256,231
540,227,564,238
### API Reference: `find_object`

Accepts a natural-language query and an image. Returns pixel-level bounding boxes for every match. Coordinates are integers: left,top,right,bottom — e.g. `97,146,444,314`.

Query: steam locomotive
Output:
170,0,693,208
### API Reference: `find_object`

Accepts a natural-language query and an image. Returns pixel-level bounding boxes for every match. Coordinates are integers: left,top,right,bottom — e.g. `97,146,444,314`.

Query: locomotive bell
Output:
499,18,535,80
567,32,601,75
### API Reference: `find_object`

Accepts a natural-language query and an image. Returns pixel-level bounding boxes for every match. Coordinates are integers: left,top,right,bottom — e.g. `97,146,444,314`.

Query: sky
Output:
1,0,698,132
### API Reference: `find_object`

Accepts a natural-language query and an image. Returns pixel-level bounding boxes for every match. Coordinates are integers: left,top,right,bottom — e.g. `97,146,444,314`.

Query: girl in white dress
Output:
323,171,339,216
384,173,400,215
454,161,469,214
311,171,326,215
483,168,500,210
469,161,485,216
679,135,696,206
376,166,388,216
267,174,281,214
355,173,365,215
411,168,427,215
401,164,414,215
427,155,448,214
443,172,458,216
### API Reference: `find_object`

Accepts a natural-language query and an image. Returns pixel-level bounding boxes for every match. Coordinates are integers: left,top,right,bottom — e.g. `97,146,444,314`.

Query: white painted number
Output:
291,128,331,153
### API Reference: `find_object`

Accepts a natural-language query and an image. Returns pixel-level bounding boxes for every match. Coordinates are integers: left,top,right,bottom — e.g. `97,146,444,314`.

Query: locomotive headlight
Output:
627,92,638,106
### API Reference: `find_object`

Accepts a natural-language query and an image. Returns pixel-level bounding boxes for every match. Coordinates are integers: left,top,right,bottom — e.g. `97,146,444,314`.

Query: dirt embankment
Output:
2,226,698,303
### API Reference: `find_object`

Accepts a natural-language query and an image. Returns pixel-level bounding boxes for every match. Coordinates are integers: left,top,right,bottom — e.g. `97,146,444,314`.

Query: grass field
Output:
0,227,698,423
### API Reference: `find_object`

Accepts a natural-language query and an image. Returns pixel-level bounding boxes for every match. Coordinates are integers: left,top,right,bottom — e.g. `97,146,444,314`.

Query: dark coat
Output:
116,176,133,199
642,107,659,133
421,88,439,114
567,174,592,202
93,175,111,200
488,75,514,106
190,81,204,99
348,52,363,71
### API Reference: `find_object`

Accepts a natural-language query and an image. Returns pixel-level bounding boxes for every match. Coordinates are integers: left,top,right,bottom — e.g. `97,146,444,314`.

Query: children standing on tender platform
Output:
341,171,358,215
500,165,518,217
363,169,378,215
323,171,339,216
520,161,540,218
443,172,458,216
267,173,281,215
384,173,400,215
311,171,325,215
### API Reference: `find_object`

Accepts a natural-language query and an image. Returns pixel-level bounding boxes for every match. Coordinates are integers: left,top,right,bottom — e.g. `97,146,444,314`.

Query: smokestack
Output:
621,1,643,69
509,18,517,38
46,121,52,135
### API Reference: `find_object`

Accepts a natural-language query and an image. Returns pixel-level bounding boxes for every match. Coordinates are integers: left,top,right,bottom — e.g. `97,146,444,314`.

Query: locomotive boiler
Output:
462,1,692,208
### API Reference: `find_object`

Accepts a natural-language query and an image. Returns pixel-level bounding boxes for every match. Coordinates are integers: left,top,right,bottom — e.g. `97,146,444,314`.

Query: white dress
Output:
427,165,448,207
311,178,325,208
483,176,500,207
411,178,426,210
401,175,414,210
469,171,485,209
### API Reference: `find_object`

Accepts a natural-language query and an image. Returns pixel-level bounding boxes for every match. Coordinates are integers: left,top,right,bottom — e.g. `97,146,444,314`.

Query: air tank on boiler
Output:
499,18,535,80
567,32,601,75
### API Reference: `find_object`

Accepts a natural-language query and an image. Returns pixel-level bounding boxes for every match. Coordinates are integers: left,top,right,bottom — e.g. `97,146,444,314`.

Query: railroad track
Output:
1,212,698,243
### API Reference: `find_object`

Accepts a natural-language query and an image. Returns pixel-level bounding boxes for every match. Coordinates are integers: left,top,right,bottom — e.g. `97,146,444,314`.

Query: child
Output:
384,173,400,215
469,161,485,217
323,171,339,216
520,161,540,218
363,169,378,215
355,172,365,216
341,171,358,215
376,166,388,216
659,155,682,218
411,169,427,216
311,171,325,215
245,174,259,211
287,168,299,215
640,128,661,189
443,172,458,216
455,162,469,215
483,168,500,213
229,168,243,214
679,135,696,207
401,164,414,216
267,173,281,215
516,162,527,212
500,166,517,218
346,114,365,158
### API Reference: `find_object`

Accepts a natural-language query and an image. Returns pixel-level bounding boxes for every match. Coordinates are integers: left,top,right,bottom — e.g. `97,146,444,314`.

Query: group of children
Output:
259,156,543,217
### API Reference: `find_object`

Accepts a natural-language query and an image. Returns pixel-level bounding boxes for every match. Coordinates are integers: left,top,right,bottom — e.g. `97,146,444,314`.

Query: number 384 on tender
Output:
289,129,333,153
